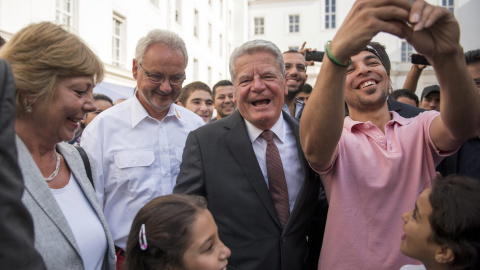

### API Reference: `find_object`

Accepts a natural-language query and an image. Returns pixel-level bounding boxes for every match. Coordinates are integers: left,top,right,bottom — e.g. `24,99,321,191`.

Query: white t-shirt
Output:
51,174,107,270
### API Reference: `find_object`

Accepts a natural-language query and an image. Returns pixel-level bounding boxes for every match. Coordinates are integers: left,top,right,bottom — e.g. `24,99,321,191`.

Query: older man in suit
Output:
174,40,323,270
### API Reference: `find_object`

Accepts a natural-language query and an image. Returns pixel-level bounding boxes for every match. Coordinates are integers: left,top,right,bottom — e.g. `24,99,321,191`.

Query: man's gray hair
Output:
135,29,188,67
229,39,285,83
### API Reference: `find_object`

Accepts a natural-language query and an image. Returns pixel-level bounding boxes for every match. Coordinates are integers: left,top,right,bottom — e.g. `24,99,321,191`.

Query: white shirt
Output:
81,95,204,249
51,174,107,270
244,112,305,212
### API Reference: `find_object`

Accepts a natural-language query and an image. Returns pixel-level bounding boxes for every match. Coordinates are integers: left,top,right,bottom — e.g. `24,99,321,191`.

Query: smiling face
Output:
283,52,307,97
133,44,186,120
233,51,287,130
33,76,96,143
214,85,236,119
400,188,441,264
182,210,231,270
181,89,214,123
345,51,389,113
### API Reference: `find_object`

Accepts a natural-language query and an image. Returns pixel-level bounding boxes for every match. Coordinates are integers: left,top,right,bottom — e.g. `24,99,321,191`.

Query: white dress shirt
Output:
81,95,204,249
244,112,305,212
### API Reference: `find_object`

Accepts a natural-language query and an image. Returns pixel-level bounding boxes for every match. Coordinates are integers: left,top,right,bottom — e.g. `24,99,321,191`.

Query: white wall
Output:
0,0,248,91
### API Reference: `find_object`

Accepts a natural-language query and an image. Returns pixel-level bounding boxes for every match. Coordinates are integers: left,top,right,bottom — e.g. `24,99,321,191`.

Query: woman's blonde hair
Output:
0,21,104,116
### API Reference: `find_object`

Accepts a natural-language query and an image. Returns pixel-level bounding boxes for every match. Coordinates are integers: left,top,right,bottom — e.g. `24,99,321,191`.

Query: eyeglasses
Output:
138,63,186,85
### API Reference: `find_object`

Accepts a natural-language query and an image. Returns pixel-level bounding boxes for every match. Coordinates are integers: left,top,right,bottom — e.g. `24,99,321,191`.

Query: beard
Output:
346,87,388,113
285,83,304,101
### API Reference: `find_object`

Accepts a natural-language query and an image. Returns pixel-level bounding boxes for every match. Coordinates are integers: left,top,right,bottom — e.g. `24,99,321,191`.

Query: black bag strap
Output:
75,146,94,189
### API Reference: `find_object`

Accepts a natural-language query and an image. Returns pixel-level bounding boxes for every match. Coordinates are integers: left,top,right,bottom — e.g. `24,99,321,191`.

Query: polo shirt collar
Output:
344,111,414,132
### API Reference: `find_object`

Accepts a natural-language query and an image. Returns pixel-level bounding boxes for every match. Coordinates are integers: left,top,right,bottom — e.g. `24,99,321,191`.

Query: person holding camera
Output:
300,0,480,269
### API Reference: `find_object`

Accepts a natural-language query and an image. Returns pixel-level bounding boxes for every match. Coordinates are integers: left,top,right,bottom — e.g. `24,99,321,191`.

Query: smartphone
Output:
411,54,430,66
305,51,325,62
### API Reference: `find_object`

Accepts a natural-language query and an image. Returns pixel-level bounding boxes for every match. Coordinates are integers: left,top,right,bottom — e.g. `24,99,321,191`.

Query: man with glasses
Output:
81,29,204,269
282,50,308,119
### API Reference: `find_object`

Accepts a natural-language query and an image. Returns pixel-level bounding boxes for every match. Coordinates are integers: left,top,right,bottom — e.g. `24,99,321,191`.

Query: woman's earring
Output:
26,99,33,113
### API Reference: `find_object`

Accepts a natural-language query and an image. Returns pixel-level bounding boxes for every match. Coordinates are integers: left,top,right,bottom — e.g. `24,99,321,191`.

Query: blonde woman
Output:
0,22,115,270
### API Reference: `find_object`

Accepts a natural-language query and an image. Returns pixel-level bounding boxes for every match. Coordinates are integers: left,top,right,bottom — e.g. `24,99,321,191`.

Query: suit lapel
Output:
223,111,281,227
16,136,83,258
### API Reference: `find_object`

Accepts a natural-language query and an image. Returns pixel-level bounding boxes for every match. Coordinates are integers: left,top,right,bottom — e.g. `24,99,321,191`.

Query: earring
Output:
436,256,440,262
26,104,32,113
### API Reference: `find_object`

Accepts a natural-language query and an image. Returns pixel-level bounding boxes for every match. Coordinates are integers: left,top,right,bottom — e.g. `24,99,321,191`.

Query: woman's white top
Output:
51,173,107,270
400,264,426,270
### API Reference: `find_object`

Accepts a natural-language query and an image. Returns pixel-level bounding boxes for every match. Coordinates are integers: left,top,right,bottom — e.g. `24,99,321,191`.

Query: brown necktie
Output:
260,130,290,228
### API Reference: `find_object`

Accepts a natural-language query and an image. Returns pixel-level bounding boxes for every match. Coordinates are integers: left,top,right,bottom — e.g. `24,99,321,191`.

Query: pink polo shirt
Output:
315,110,450,270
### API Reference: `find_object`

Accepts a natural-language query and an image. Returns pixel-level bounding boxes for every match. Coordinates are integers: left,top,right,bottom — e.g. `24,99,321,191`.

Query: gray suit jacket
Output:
174,110,321,270
17,137,116,270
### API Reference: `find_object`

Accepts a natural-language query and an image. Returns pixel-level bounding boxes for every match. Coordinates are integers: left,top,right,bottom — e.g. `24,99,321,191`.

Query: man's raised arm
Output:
300,0,411,171
404,1,480,150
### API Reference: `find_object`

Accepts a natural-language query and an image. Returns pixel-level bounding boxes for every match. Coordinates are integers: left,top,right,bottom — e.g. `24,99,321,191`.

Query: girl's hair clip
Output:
139,223,148,250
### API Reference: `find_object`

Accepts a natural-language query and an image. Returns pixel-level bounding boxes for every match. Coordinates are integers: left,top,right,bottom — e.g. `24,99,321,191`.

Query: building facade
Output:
0,0,248,98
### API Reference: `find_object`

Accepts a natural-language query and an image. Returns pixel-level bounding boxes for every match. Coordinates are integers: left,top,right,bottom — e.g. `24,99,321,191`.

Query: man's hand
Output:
299,41,316,66
404,1,461,62
329,0,411,63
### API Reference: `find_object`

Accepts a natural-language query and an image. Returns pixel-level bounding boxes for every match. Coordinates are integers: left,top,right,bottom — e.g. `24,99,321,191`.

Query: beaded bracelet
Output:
325,41,351,68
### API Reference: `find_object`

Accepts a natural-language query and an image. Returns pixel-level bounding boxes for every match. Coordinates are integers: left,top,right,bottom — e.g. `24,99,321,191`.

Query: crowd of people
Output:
0,0,479,270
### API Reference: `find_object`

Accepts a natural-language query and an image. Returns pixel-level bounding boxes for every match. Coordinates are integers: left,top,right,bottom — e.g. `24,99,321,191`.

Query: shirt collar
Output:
131,94,185,128
244,112,285,143
344,111,414,132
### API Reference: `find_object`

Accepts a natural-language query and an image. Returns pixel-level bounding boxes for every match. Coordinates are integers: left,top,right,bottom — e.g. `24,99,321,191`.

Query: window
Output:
325,0,336,29
208,23,212,48
194,9,199,37
193,59,199,81
229,11,232,29
442,0,454,12
289,15,299,33
56,0,74,26
401,41,414,62
254,17,264,35
175,0,182,24
289,46,299,51
112,14,125,67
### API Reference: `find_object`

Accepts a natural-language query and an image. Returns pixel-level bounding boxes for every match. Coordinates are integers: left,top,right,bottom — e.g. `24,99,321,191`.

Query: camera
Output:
305,51,325,62
411,54,430,66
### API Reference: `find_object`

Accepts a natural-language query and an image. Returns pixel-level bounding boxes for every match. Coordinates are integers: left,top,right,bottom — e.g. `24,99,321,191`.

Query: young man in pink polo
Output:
300,0,480,269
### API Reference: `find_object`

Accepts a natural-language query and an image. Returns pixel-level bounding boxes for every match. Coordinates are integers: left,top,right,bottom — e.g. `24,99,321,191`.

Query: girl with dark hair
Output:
400,175,480,270
124,194,230,270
